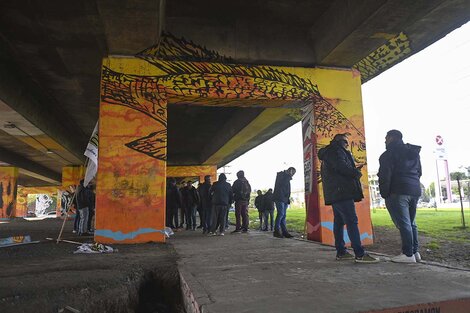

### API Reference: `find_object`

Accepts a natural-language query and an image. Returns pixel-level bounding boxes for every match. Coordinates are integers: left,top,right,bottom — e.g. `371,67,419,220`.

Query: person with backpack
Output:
273,167,296,238
378,129,422,263
263,188,275,231
254,190,265,230
231,170,252,233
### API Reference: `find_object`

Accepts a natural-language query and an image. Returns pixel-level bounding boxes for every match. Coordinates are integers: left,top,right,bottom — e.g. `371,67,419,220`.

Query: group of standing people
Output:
165,166,297,238
165,129,421,265
319,130,422,264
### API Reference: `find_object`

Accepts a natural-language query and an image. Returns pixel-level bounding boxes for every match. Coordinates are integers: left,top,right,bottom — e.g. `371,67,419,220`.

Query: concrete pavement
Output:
170,229,470,313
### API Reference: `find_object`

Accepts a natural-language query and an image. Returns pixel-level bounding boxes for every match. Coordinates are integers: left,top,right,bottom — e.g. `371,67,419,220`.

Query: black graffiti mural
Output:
101,32,365,162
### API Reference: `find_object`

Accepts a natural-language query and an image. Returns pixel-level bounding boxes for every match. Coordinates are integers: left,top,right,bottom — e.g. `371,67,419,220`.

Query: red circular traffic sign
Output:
436,135,444,145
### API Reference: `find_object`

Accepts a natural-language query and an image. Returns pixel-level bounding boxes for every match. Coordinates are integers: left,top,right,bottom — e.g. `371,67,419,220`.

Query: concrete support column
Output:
95,60,167,243
301,68,373,246
0,167,18,219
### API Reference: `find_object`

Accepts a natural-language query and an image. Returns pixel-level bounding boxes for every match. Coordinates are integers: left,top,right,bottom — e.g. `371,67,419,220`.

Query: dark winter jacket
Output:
198,182,212,209
254,194,265,212
76,184,95,210
210,177,233,206
232,177,251,203
378,140,422,198
181,186,200,208
263,190,275,211
318,140,364,205
273,171,292,204
166,183,182,210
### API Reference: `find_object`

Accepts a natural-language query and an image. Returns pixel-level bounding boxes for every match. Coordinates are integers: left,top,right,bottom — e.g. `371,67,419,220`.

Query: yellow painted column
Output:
0,167,18,219
62,166,84,190
61,166,84,218
302,68,373,246
95,60,167,244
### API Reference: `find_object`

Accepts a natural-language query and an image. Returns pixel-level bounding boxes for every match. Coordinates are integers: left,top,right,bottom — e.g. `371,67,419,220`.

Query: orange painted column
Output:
95,83,167,244
302,69,373,246
0,167,18,219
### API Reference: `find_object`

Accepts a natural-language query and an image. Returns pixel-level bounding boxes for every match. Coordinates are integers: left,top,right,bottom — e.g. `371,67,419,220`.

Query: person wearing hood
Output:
318,134,379,263
378,129,422,263
198,175,212,234
273,167,296,238
209,173,233,236
231,170,252,233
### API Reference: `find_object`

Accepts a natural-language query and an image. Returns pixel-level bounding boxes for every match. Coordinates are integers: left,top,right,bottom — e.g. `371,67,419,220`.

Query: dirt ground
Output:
368,226,470,269
0,218,468,313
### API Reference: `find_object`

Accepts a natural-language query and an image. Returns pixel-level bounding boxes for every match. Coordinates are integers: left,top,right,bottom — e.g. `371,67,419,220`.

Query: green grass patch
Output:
371,208,470,242
230,206,470,243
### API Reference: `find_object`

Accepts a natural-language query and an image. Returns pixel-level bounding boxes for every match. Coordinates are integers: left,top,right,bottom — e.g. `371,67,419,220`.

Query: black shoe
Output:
231,229,241,234
273,230,284,238
197,225,203,229
283,232,294,238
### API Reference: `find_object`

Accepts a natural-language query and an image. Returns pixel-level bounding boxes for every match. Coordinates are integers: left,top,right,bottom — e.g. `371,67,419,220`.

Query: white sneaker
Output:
391,254,416,263
414,252,422,262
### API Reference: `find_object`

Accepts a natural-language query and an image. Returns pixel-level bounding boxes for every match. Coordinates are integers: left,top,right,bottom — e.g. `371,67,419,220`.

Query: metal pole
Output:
457,178,466,228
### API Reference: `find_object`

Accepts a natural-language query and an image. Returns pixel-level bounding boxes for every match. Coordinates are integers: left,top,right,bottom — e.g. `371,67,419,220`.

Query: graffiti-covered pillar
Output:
302,68,373,246
95,58,167,244
0,167,18,219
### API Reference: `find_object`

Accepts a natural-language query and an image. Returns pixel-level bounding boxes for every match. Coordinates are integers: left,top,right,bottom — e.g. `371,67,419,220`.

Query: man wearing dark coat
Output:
209,173,233,236
318,134,378,263
181,181,200,230
378,129,422,263
273,167,296,238
166,178,182,229
198,175,212,234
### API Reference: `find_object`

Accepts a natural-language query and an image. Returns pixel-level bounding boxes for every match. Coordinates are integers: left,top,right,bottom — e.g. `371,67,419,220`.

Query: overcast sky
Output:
223,21,470,191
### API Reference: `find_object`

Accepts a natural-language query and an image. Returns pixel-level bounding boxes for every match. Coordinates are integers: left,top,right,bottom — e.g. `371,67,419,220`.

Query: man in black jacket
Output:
378,129,422,263
76,179,95,236
181,181,200,230
166,178,182,229
198,175,212,234
318,134,378,263
209,173,233,236
273,167,296,238
231,170,251,233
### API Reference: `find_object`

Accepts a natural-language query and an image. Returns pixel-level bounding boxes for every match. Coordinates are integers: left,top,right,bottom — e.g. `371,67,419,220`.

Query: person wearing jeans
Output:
272,167,296,238
379,129,422,263
318,134,379,263
385,194,419,259
332,199,365,258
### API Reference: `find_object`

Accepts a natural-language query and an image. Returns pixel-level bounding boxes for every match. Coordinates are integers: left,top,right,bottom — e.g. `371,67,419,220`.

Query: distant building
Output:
368,171,384,208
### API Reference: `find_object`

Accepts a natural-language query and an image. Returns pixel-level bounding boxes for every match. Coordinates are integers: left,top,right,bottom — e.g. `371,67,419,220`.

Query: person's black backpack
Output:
240,179,251,201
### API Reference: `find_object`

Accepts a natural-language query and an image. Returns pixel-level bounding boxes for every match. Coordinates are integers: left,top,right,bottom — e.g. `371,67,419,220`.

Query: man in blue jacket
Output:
379,130,422,263
319,134,379,263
